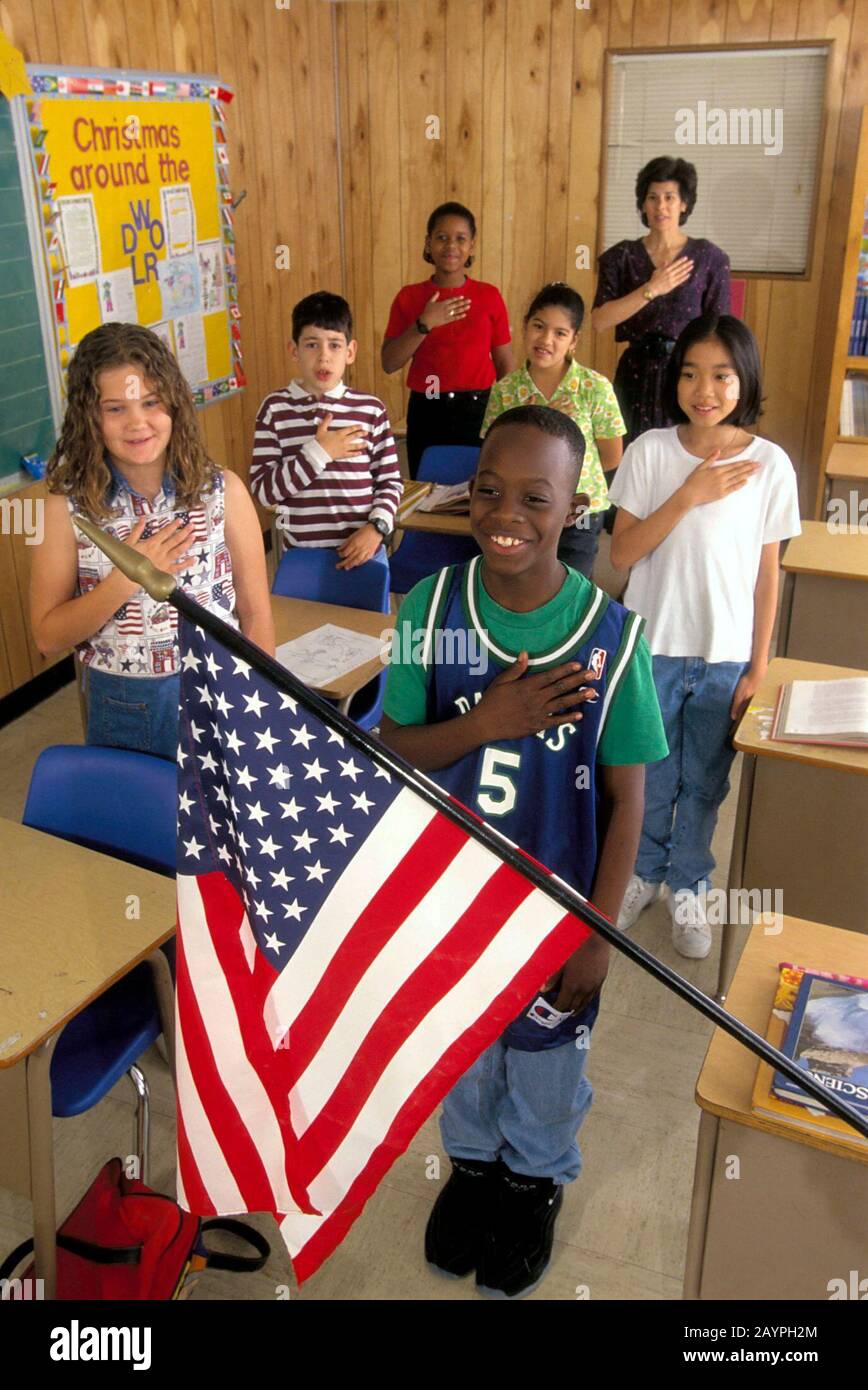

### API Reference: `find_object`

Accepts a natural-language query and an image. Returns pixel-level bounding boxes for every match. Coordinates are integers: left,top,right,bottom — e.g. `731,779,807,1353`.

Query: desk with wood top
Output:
822,441,868,513
393,481,474,537
270,594,395,711
0,820,176,1299
779,522,868,669
685,916,868,1300
718,658,868,998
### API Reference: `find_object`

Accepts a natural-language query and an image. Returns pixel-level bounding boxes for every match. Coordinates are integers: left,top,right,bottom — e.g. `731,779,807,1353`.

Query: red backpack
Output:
0,1158,270,1300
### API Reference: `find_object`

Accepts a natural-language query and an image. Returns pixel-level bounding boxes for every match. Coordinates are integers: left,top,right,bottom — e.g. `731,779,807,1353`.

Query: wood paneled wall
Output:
1,0,866,695
337,0,868,515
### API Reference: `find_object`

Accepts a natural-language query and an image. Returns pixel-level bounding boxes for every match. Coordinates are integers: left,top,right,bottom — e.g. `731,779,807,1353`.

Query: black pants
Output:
556,512,605,580
405,388,490,479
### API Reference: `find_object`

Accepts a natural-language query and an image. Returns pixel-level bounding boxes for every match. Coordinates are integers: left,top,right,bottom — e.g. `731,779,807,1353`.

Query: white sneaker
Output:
665,887,712,959
617,875,660,931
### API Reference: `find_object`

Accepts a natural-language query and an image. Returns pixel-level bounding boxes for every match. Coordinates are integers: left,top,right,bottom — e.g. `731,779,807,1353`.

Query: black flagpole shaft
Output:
171,587,868,1143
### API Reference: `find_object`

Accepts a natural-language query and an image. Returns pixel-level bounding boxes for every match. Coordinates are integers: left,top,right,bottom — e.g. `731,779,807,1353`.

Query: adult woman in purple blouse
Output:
591,156,731,443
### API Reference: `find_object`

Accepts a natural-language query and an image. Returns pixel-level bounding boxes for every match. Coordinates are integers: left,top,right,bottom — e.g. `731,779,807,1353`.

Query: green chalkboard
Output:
0,97,56,484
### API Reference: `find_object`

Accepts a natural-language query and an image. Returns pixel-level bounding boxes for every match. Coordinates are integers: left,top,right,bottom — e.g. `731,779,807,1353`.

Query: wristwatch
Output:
415,317,431,335
370,516,391,539
642,286,656,302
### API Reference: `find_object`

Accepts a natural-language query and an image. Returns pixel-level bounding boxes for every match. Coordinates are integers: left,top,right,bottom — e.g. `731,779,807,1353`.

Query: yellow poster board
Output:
19,67,243,409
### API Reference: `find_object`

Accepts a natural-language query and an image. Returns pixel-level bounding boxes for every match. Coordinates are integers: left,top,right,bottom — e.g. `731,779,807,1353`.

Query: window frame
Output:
597,41,834,281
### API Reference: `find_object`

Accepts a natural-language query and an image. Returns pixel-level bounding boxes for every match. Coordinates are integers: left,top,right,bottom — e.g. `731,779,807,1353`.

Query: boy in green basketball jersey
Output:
380,405,667,1297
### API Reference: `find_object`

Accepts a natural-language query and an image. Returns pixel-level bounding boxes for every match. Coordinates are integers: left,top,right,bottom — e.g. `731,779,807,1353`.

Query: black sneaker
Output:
424,1158,502,1278
477,1170,564,1299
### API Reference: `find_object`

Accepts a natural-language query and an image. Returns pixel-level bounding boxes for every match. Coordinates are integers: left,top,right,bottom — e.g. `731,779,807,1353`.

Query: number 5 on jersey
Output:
477,747,521,816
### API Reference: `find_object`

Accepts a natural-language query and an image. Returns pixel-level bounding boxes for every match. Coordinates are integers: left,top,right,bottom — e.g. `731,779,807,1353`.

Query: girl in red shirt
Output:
381,202,514,477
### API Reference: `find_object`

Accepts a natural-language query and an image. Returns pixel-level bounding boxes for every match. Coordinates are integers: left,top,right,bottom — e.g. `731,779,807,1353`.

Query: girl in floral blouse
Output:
481,282,625,578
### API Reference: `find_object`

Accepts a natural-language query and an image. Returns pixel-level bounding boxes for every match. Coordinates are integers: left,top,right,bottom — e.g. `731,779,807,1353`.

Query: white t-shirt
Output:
607,427,801,663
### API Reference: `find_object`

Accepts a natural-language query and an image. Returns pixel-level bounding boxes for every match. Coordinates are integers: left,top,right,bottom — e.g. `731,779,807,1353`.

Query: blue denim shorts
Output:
86,669,180,762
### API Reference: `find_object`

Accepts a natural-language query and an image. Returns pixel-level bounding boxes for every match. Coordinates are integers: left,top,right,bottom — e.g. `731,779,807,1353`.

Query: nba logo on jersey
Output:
589,647,607,679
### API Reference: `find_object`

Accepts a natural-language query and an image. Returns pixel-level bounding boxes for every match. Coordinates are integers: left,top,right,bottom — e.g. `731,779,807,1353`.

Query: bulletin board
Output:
0,93,56,483
12,65,244,419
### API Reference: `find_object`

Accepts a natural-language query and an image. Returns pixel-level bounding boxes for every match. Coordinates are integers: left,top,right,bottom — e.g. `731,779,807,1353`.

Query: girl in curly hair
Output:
30,323,273,760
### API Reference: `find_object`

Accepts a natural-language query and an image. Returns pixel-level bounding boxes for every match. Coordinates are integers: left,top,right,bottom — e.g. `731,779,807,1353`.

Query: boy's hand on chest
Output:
471,651,601,743
315,411,369,462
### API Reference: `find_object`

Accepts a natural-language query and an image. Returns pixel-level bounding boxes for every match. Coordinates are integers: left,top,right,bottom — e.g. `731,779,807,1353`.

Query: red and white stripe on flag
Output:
175,785,591,1283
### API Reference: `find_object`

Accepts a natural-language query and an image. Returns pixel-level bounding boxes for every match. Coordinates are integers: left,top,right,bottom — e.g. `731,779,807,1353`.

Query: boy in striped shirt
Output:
251,292,402,567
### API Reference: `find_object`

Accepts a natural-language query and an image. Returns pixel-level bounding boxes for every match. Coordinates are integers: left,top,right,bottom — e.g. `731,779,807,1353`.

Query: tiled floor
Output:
0,543,747,1301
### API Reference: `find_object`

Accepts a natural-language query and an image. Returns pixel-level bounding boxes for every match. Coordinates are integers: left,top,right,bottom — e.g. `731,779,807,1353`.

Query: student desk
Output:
393,480,473,537
685,915,868,1300
717,658,868,999
0,820,176,1300
822,441,868,514
779,522,868,669
270,594,395,713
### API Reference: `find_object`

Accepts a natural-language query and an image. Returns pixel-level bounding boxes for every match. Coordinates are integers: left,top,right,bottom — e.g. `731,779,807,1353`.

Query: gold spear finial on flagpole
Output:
73,515,176,601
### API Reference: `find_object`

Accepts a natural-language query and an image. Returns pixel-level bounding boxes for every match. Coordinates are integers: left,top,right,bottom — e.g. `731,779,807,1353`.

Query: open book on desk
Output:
771,677,868,748
414,482,471,514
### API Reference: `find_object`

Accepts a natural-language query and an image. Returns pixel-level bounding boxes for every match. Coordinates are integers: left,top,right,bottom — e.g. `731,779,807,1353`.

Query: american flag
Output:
174,615,593,1283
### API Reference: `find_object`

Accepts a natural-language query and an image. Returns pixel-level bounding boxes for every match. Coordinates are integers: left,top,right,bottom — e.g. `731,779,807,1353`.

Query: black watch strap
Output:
370,517,390,538
415,317,431,335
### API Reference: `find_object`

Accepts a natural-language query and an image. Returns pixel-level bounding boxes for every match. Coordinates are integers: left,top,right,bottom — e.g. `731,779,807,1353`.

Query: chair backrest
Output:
23,745,177,877
272,546,390,612
418,446,480,484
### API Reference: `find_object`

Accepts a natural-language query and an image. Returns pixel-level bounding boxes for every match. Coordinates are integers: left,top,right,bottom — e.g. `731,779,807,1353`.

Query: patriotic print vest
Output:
422,560,643,1050
71,468,237,678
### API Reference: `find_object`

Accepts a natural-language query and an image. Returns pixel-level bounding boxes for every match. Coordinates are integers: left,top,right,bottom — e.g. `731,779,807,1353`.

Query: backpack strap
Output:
0,1238,34,1284
56,1233,142,1265
0,1232,142,1281
199,1217,270,1273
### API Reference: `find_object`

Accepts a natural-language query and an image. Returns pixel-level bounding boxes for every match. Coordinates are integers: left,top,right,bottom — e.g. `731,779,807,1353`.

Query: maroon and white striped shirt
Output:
250,379,403,548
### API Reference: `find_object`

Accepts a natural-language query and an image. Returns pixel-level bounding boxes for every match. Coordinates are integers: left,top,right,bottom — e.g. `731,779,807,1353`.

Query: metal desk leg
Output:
25,1035,58,1300
683,1110,719,1299
776,570,797,659
716,753,757,1003
147,947,176,1081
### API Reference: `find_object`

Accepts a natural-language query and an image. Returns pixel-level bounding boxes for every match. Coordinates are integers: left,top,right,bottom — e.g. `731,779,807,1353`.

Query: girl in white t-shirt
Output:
607,314,800,958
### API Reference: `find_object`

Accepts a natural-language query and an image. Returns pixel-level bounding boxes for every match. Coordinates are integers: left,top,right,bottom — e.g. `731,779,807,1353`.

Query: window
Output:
601,46,829,275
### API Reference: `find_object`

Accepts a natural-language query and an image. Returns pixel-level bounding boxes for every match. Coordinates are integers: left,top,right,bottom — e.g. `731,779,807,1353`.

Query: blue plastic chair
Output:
272,547,390,730
22,746,176,1175
390,445,481,595
272,545,390,611
415,445,481,484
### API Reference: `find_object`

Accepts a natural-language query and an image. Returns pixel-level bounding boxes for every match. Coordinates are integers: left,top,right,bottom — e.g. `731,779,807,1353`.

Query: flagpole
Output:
74,514,868,1143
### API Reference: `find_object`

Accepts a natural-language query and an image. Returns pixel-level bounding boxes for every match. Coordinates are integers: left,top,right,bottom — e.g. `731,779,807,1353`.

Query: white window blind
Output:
602,48,828,275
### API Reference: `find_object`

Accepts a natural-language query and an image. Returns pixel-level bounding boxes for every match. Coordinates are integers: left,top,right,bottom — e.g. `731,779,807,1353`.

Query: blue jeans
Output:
635,656,745,894
440,1033,594,1184
86,669,180,762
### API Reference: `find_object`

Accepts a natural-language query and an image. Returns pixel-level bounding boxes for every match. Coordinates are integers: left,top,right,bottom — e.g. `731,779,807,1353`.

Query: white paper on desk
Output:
782,677,868,736
276,623,387,689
